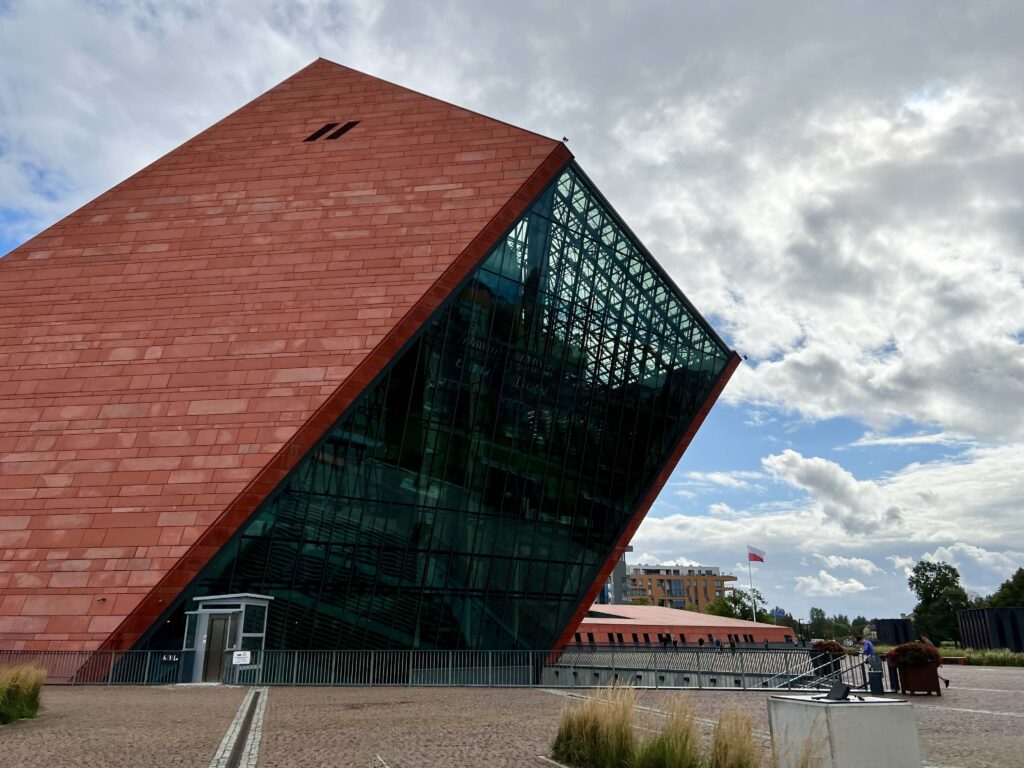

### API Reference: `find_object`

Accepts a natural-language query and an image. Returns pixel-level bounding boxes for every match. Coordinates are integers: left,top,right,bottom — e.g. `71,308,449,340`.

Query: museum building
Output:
0,60,737,666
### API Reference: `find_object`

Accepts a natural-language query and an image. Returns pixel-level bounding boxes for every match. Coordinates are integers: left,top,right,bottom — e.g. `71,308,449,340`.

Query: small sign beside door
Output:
232,651,252,665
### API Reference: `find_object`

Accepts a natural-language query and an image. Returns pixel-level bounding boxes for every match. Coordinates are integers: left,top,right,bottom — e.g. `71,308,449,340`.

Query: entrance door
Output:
203,616,229,682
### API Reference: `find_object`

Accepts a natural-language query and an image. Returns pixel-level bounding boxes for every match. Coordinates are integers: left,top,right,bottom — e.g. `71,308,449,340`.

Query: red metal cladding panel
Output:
553,352,742,652
0,57,570,651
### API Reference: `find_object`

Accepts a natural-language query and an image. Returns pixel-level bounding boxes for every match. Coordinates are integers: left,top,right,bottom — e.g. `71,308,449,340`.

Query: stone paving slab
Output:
0,685,246,768
257,665,1023,767
258,687,562,767
0,664,1019,767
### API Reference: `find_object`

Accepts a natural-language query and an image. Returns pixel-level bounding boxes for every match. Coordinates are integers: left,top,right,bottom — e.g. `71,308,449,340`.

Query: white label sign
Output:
232,650,252,665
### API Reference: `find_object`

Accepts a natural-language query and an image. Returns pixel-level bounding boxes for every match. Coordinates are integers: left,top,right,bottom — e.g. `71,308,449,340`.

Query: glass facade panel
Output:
140,162,731,651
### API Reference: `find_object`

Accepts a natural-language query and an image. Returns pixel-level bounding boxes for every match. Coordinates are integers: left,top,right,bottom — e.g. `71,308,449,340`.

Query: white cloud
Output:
682,470,764,489
762,449,903,535
846,432,972,448
887,555,916,577
634,444,1024,615
795,570,870,597
708,502,744,518
922,543,1024,578
815,555,882,575
632,553,701,568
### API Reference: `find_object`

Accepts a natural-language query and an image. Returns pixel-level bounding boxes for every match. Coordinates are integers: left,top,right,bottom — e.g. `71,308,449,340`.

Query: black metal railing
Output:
0,647,888,690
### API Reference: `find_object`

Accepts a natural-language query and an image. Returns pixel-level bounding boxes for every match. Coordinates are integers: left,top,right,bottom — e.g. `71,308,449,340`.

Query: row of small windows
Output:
629,577,728,587
573,631,776,646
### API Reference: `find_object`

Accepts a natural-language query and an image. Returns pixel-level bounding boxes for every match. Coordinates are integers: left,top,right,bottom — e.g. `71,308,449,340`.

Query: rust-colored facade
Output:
0,60,737,653
575,604,793,646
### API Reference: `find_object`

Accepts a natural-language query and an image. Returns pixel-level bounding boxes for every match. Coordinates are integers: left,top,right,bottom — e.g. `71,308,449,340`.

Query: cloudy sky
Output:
2,1,1022,621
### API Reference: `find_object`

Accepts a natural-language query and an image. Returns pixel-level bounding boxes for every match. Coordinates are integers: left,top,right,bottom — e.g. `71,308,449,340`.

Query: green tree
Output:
966,591,989,609
706,596,738,619
775,611,801,637
705,588,773,622
989,568,1024,608
851,615,869,635
831,613,852,640
908,560,970,642
808,607,831,638
909,561,961,604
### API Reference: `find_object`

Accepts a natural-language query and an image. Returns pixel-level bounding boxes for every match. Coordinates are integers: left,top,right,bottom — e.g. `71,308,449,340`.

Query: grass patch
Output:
0,665,46,724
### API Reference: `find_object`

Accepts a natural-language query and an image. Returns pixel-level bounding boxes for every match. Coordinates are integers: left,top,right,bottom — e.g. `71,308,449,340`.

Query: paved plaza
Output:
0,664,1020,767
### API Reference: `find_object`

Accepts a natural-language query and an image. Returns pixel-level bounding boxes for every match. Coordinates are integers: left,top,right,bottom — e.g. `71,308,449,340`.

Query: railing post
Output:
448,651,453,686
369,650,376,686
108,650,115,684
786,651,792,690
739,650,746,689
696,649,703,689
143,651,152,685
488,651,493,687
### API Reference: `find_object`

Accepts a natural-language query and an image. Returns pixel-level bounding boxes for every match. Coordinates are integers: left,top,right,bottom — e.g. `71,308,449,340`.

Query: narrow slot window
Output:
326,120,360,140
304,123,339,142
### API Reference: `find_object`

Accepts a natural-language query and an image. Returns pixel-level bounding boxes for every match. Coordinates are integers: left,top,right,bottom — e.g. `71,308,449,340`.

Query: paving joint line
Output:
208,687,268,768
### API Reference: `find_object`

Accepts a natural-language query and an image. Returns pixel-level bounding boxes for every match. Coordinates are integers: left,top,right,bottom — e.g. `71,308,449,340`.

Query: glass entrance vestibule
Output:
182,593,272,682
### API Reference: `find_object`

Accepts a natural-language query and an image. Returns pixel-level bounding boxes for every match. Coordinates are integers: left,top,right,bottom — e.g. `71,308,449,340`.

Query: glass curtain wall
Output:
141,162,731,651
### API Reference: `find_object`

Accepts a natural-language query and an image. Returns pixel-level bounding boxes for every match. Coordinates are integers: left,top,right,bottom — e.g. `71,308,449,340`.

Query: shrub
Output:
888,641,941,667
709,706,761,768
631,697,702,768
809,640,844,654
0,665,46,724
551,684,637,768
964,649,1024,667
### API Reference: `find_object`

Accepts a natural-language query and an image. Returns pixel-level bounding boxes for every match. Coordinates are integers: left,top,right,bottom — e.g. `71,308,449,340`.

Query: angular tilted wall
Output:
0,59,737,652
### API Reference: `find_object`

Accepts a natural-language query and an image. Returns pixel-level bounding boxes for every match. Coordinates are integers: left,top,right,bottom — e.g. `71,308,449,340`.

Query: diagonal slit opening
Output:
304,123,339,142
326,121,360,140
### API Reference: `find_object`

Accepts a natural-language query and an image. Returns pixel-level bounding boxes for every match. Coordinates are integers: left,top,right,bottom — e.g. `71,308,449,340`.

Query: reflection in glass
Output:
139,163,731,651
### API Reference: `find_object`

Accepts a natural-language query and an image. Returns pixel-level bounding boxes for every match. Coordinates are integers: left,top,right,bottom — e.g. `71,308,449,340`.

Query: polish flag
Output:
747,545,766,563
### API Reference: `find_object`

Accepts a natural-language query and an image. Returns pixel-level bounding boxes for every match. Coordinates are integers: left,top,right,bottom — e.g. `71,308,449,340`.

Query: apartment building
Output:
627,565,737,612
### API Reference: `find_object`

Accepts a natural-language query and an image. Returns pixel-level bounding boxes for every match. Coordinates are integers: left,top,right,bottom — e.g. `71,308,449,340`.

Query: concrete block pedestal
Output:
767,694,921,768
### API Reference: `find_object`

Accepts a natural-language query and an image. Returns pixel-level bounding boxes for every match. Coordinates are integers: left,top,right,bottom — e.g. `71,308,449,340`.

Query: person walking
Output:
858,634,874,658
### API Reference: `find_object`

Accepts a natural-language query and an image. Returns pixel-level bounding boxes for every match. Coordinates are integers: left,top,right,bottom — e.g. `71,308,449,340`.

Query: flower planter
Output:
897,663,941,696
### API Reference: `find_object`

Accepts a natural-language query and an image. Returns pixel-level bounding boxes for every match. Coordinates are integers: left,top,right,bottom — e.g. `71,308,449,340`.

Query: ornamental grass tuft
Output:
0,664,46,724
631,697,703,768
551,684,637,768
709,706,760,768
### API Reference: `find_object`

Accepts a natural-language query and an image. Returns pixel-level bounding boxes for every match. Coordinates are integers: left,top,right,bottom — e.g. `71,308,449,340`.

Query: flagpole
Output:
747,550,757,622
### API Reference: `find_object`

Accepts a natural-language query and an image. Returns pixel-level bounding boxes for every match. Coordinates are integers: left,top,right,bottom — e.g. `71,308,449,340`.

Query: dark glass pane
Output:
243,604,266,635
138,162,731,651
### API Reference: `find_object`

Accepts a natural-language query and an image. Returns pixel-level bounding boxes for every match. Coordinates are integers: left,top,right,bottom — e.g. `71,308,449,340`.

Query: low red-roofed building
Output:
573,604,793,647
